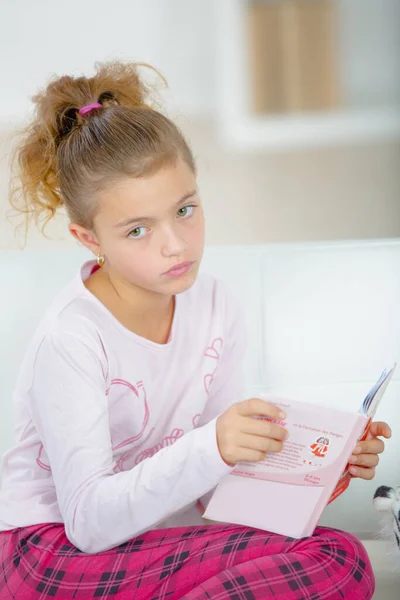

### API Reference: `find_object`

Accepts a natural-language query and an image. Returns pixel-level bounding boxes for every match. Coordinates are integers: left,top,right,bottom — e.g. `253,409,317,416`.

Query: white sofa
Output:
0,239,399,540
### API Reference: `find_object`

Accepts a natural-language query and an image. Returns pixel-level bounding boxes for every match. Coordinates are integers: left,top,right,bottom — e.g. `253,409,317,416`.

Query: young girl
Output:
0,61,391,600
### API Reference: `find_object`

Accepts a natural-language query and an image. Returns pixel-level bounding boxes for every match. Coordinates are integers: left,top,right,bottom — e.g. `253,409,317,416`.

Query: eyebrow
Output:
115,190,198,229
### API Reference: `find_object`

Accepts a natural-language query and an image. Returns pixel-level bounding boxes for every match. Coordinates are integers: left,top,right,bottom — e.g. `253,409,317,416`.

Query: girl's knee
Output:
322,528,371,561
316,528,375,597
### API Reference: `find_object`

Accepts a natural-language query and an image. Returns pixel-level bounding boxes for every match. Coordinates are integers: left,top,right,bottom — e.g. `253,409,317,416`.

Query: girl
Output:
0,61,391,599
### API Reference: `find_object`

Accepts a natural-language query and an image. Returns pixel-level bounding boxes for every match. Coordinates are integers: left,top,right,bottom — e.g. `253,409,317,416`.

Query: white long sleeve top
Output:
0,261,245,553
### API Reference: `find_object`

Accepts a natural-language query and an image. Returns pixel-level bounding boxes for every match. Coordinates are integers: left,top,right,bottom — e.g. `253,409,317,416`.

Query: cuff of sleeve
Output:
197,417,235,480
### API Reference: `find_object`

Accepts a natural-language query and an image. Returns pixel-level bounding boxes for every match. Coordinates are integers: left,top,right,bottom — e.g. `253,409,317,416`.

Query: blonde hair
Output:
10,61,195,233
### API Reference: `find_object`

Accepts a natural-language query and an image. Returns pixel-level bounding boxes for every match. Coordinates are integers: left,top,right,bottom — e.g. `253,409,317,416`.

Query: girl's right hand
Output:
216,398,288,466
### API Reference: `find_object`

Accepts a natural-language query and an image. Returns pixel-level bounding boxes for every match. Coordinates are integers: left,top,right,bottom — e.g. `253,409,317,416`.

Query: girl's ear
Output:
69,223,101,256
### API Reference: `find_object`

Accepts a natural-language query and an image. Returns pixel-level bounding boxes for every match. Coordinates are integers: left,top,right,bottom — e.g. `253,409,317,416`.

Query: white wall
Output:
339,0,400,107
0,0,218,121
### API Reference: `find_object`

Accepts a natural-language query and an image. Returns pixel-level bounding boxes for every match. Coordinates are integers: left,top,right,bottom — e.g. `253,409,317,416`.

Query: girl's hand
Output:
216,398,288,466
348,421,392,480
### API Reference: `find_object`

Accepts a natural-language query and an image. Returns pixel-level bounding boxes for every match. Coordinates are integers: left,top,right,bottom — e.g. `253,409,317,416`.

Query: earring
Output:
97,254,105,267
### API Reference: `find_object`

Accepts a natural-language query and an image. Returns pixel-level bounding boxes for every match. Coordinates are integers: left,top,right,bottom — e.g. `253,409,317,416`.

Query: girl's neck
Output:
84,267,175,344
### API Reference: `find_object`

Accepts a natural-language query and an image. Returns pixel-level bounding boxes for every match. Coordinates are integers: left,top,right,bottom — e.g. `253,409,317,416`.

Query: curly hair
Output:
10,61,195,233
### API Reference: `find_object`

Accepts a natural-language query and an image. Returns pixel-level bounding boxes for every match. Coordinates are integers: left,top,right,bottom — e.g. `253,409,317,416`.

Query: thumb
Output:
367,421,392,440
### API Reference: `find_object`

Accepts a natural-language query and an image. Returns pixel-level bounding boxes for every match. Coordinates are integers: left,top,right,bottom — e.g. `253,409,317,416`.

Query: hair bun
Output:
9,60,184,238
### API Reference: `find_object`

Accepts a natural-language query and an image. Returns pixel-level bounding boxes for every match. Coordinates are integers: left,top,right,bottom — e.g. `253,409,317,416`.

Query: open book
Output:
204,364,396,538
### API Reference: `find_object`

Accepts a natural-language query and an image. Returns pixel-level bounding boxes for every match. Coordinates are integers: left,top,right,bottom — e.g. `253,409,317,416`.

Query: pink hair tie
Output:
78,102,102,117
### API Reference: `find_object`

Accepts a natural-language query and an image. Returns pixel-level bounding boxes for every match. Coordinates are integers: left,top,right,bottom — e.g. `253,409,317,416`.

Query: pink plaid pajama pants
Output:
0,522,374,599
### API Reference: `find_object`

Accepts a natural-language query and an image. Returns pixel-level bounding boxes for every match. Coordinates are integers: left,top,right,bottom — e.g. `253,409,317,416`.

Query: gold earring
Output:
97,254,105,267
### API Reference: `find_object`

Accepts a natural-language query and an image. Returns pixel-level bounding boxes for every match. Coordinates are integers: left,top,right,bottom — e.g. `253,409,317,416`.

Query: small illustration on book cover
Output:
309,436,330,458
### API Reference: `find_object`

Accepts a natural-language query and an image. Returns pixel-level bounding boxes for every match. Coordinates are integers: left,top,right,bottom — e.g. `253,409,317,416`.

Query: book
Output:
204,364,396,538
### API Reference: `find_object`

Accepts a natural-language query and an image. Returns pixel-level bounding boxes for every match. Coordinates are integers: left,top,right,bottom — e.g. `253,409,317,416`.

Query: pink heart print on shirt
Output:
107,379,153,472
192,414,202,428
135,428,184,465
36,378,150,473
114,425,155,473
204,338,223,360
36,443,51,472
106,379,149,450
203,337,223,394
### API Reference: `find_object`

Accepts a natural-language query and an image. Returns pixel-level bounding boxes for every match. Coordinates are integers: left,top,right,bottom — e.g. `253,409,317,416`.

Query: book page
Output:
231,397,363,488
329,363,397,503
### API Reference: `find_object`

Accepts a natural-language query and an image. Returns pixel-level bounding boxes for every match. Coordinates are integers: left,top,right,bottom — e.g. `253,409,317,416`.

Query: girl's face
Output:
71,159,205,297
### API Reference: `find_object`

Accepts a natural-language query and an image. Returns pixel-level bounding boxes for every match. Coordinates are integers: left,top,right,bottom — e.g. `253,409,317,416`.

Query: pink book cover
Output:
204,365,396,538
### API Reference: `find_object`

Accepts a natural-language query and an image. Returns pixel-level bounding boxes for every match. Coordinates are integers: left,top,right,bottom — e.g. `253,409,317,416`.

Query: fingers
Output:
242,416,288,442
239,432,284,455
349,466,376,480
217,398,288,466
238,448,271,463
349,453,379,468
238,398,286,421
367,421,392,440
349,427,388,481
354,438,385,455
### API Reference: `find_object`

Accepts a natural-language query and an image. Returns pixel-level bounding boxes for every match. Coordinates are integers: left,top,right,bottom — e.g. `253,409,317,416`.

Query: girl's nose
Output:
160,225,188,258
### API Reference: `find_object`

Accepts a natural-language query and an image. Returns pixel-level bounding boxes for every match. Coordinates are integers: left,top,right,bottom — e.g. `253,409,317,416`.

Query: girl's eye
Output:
128,226,147,239
177,205,195,218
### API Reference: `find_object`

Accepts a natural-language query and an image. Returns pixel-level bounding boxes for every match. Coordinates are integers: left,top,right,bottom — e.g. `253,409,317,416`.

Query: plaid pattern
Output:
0,523,374,599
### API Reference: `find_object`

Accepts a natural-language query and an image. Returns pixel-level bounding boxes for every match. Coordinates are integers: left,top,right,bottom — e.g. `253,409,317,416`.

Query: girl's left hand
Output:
348,421,392,480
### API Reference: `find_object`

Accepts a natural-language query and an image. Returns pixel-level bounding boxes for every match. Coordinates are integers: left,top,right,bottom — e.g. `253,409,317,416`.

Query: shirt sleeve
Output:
30,331,232,554
197,289,248,512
